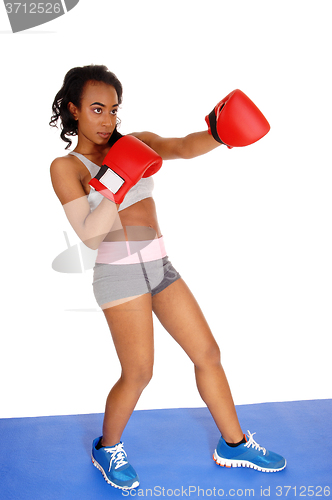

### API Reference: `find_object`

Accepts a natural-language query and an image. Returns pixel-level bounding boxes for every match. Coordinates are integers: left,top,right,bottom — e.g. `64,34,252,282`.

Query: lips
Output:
98,132,111,139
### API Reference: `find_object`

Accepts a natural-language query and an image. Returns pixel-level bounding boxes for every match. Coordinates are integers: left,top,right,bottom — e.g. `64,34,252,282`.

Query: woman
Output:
50,64,286,491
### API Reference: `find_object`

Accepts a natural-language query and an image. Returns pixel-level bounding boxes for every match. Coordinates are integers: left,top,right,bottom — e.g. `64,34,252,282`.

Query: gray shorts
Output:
92,256,181,307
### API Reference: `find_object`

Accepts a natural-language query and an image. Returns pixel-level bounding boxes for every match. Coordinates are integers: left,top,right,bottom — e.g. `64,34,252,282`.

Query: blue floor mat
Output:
0,400,331,499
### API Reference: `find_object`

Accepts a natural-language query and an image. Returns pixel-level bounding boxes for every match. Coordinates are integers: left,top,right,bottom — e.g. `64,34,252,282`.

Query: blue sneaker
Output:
91,437,140,490
213,431,286,472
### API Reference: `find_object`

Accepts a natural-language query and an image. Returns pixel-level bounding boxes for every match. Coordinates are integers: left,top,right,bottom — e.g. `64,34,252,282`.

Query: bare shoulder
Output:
50,154,87,205
50,153,80,176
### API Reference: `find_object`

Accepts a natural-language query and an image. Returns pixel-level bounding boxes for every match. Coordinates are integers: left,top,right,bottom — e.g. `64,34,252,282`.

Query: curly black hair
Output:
49,65,123,149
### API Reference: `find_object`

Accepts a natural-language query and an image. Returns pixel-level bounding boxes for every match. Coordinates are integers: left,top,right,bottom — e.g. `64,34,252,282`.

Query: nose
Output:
102,112,116,128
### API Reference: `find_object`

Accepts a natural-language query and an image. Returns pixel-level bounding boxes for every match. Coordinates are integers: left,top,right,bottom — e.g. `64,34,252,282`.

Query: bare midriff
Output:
103,197,162,242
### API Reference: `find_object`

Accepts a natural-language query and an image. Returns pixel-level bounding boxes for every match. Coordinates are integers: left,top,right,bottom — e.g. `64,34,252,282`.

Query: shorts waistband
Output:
96,236,167,265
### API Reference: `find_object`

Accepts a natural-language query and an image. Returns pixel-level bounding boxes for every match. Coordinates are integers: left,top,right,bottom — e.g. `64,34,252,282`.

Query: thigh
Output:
152,278,220,366
93,262,150,307
102,293,154,375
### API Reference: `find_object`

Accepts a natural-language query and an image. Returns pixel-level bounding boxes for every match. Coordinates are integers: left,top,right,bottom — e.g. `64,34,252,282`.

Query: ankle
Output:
96,437,120,449
225,434,246,447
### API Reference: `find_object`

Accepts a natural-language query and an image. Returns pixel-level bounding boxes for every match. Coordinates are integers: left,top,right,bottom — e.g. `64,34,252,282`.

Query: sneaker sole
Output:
91,453,140,490
213,450,286,473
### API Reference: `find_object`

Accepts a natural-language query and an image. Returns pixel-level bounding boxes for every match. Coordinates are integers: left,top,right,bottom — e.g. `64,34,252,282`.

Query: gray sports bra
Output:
69,151,154,212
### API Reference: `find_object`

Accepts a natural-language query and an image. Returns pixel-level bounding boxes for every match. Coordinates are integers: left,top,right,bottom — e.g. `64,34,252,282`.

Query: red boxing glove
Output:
89,135,162,204
205,89,270,149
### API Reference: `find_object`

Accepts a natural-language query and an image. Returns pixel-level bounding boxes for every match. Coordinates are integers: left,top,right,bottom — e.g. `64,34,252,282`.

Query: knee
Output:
194,342,221,370
122,363,153,391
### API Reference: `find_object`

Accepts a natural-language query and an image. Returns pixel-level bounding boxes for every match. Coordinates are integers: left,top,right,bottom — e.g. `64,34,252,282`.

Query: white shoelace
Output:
244,431,267,455
104,442,128,470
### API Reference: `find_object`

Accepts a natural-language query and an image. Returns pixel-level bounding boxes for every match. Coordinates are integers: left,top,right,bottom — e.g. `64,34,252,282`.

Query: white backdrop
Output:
0,0,331,418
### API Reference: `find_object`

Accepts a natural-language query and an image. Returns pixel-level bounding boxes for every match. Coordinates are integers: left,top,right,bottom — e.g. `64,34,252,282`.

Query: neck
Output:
73,138,110,158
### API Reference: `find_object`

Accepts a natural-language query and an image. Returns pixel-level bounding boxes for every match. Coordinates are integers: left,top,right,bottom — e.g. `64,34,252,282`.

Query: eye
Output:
111,108,118,115
92,107,102,114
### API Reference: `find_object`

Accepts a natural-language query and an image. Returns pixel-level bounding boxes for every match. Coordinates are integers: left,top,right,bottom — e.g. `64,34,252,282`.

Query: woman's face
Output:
69,81,119,146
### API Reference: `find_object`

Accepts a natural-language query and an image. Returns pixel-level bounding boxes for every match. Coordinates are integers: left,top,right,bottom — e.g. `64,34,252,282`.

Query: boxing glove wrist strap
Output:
207,106,226,145
91,164,125,195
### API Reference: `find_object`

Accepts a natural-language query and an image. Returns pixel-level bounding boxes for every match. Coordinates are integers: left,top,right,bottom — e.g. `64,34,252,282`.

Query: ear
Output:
68,102,78,120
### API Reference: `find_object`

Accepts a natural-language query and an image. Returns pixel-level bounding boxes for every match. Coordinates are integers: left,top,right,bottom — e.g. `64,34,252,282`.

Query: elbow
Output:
81,235,103,251
180,150,194,160
174,138,189,160
177,137,195,160
83,239,101,251
85,242,99,251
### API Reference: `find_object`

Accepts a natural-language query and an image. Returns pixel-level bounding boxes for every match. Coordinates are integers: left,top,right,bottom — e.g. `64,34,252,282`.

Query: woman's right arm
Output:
50,157,119,250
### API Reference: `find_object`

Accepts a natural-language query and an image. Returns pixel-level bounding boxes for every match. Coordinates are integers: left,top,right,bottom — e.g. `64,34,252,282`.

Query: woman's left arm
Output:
130,131,221,160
